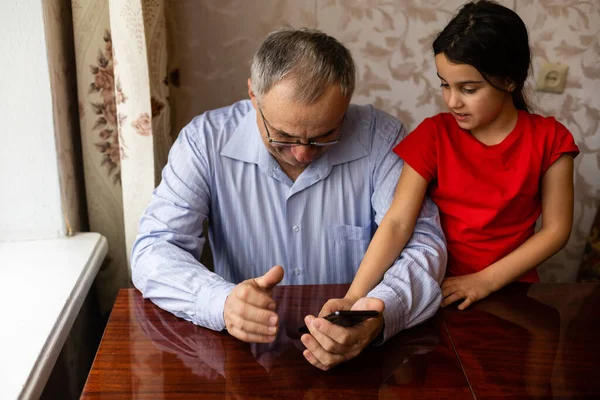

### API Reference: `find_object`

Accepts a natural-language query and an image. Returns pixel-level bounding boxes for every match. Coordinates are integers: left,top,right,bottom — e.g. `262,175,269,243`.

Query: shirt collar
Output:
220,104,370,173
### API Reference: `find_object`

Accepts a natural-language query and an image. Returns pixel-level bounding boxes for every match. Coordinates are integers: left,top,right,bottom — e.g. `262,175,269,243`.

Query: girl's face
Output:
435,53,516,137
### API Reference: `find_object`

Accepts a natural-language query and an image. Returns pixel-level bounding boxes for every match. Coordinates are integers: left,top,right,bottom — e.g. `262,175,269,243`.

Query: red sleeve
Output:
392,117,438,182
542,119,579,174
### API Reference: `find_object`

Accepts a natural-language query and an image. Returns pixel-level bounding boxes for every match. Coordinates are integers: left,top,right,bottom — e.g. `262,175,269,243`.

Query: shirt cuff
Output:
194,279,236,331
367,286,407,344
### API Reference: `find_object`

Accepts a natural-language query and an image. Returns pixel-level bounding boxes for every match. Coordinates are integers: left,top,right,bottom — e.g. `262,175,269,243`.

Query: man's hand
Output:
301,297,385,370
317,297,355,318
441,271,495,310
224,265,284,343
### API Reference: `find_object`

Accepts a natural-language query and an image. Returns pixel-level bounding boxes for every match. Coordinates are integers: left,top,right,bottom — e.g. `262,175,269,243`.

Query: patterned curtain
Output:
71,0,171,314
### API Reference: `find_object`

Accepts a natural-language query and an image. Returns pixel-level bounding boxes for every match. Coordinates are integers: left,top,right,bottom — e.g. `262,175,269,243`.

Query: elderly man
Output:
132,28,446,370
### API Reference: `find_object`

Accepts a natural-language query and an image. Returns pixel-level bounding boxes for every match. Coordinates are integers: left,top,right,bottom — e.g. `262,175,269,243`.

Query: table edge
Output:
20,233,108,400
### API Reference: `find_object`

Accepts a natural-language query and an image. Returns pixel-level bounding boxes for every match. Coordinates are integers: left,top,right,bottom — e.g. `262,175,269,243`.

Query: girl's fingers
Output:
458,297,473,310
441,291,463,307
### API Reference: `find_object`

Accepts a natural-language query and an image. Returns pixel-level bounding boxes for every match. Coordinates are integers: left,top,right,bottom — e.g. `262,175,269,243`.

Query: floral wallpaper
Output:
164,0,317,133
517,0,600,282
165,0,599,282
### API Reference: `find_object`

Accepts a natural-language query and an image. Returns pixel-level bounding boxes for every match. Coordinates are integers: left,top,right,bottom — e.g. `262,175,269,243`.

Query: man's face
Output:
249,79,349,173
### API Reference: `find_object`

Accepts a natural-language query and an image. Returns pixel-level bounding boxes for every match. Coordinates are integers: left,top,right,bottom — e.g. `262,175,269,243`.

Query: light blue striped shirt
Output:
132,100,447,342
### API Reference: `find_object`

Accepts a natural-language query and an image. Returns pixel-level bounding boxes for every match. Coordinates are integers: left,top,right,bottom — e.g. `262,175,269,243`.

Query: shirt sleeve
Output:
542,118,580,174
131,119,235,331
367,110,448,343
392,117,439,182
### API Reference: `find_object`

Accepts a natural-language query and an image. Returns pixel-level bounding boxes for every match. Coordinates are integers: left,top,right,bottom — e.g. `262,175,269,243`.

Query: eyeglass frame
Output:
258,106,344,147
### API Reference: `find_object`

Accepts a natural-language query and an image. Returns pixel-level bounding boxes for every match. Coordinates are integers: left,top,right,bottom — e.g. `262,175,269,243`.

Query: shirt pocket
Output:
326,224,372,282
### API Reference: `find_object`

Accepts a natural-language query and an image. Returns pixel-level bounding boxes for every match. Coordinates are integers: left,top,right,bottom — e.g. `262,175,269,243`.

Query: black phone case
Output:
324,311,379,327
298,310,379,333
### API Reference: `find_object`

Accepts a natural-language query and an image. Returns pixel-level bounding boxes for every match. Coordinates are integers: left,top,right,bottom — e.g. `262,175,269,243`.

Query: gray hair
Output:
250,28,355,103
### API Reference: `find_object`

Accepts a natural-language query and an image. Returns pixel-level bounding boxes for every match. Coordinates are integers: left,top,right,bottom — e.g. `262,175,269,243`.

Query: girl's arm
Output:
345,164,429,302
442,154,575,309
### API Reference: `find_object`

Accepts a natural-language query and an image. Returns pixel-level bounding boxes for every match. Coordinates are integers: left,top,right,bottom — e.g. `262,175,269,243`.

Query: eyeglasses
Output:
258,106,343,147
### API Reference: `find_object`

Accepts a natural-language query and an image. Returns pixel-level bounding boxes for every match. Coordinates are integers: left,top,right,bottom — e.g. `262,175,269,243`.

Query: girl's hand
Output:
441,272,495,310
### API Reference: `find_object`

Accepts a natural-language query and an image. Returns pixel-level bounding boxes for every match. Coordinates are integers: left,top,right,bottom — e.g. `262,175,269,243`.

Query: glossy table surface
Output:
444,283,600,399
82,283,600,399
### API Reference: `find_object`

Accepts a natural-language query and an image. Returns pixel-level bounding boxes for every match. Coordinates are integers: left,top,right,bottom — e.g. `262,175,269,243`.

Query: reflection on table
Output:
81,284,471,399
444,283,600,398
81,283,600,399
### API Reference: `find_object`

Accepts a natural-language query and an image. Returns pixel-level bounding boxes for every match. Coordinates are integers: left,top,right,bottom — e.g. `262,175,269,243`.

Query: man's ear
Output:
248,78,255,101
248,78,260,110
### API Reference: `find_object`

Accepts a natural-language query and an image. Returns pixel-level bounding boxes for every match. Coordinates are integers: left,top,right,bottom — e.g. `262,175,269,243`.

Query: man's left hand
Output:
301,297,385,371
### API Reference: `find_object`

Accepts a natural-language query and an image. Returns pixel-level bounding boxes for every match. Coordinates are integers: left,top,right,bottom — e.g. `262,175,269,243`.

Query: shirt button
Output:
294,268,301,275
293,225,300,232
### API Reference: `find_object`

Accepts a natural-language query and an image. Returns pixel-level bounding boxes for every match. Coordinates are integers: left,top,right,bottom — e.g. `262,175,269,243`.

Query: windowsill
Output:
0,232,108,400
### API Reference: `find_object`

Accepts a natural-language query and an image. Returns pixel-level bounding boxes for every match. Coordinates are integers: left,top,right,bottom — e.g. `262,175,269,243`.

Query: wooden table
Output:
81,283,599,399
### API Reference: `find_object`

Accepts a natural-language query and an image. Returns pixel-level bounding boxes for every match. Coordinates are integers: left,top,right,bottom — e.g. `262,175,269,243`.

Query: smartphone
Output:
298,310,380,334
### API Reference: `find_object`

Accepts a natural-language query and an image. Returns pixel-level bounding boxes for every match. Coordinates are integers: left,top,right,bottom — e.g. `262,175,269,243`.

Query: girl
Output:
334,0,579,312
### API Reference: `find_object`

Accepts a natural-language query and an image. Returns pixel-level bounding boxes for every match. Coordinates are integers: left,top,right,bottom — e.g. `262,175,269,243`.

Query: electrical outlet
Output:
536,62,568,93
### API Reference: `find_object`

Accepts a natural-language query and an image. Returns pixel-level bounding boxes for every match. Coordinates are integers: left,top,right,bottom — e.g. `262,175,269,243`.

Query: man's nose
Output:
290,145,319,163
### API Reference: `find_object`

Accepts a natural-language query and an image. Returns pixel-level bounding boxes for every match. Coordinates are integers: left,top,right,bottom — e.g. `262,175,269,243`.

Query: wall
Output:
518,0,600,281
0,1,101,399
44,0,89,234
0,0,65,240
166,0,600,283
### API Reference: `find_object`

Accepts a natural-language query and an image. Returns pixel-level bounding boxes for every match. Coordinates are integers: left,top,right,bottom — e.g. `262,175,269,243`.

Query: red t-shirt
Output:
393,111,579,282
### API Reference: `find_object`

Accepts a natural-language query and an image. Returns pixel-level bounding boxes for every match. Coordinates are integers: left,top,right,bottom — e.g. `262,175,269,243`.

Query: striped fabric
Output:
131,100,447,342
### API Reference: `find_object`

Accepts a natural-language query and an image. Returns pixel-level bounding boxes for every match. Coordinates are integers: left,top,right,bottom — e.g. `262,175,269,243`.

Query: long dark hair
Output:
432,0,531,112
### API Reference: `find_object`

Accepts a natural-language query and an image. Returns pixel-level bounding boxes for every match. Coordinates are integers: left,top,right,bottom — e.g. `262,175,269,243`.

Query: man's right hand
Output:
224,265,284,343
318,297,356,318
